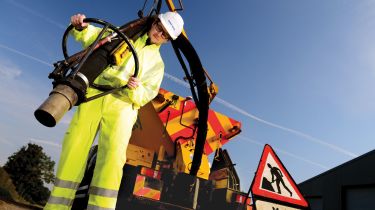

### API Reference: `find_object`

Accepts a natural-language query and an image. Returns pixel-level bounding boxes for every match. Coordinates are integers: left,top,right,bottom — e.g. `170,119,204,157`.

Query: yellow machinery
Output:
71,87,250,210
42,0,253,209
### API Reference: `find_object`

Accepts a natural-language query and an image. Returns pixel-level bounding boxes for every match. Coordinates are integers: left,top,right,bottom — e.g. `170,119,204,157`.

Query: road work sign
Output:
251,144,308,208
255,199,302,210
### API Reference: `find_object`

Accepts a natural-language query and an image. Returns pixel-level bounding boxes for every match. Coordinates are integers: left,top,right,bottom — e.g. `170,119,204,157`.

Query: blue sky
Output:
1,0,375,192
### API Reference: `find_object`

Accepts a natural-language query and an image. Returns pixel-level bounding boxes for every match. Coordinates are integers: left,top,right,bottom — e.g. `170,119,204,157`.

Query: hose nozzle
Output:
34,84,78,127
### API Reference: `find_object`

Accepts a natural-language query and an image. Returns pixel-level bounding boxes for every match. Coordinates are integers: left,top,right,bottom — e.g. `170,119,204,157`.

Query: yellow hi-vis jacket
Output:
44,25,165,210
71,25,165,109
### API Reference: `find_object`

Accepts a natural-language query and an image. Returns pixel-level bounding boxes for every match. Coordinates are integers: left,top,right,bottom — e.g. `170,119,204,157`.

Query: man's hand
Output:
127,77,140,89
71,13,89,30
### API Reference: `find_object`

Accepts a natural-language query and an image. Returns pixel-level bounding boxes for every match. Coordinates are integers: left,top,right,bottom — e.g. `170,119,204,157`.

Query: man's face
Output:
148,19,170,45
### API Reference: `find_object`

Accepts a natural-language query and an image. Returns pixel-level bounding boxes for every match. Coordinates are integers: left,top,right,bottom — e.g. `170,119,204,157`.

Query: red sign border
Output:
251,144,308,207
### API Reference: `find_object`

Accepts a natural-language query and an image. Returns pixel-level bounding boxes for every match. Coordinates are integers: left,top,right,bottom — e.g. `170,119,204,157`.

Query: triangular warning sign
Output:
251,144,308,208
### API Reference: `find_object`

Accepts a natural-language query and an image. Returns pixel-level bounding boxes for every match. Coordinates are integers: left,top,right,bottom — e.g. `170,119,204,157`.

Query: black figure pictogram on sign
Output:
267,163,292,197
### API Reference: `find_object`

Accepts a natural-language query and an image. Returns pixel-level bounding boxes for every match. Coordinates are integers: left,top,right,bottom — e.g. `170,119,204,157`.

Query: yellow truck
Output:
71,88,251,210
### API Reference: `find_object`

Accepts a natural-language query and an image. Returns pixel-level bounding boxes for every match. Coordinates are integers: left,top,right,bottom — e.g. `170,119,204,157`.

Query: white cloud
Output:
5,0,66,29
238,136,329,170
30,138,61,149
0,58,22,79
0,137,15,147
0,79,38,111
213,97,357,158
0,55,45,112
0,43,52,67
164,73,190,88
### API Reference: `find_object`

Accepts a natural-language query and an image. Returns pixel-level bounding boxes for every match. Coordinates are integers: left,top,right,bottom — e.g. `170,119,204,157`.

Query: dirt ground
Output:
0,200,40,210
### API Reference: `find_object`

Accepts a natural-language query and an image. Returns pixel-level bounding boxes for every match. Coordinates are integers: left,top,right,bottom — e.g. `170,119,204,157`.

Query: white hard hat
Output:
158,11,184,40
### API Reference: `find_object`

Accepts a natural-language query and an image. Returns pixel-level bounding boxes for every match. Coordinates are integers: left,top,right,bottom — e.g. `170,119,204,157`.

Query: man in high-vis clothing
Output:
44,11,184,210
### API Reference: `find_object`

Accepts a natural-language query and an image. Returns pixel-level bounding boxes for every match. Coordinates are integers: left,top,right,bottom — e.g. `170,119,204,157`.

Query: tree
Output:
4,143,55,205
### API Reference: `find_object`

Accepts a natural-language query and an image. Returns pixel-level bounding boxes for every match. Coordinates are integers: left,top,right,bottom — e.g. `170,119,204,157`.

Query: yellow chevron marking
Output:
133,175,145,193
215,112,234,133
133,175,161,200
166,109,198,136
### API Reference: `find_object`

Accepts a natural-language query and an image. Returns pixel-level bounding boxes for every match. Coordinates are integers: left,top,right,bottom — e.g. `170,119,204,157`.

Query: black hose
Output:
172,42,200,106
171,35,209,176
60,18,151,103
63,18,139,79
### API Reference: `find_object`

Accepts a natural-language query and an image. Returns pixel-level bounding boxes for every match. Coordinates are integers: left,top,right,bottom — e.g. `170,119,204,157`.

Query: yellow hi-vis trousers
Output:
44,88,138,210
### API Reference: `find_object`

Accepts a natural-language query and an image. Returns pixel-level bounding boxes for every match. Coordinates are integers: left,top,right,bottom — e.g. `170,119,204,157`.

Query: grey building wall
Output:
298,150,375,210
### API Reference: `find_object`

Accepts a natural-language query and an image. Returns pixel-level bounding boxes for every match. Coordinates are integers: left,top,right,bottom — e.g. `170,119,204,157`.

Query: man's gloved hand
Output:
127,77,140,89
71,13,89,31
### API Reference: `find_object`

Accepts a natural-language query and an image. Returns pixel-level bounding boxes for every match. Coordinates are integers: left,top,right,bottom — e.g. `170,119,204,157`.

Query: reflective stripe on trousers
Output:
54,178,80,189
87,204,115,210
44,89,138,210
89,186,118,198
43,178,80,209
46,196,73,207
86,186,119,210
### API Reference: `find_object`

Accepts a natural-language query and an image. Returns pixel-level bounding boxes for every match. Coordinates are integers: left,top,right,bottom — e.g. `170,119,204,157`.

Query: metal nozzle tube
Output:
34,84,78,127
